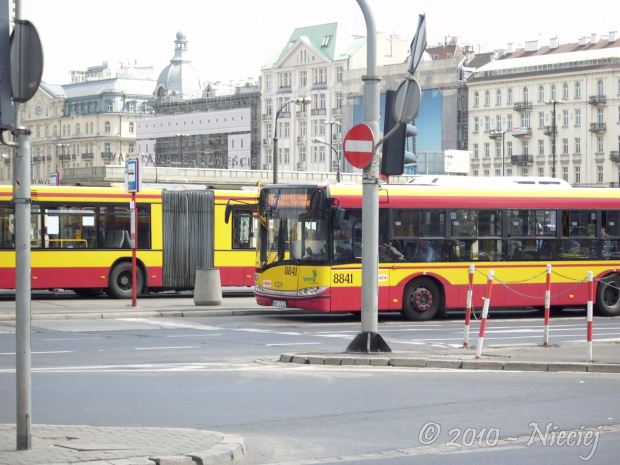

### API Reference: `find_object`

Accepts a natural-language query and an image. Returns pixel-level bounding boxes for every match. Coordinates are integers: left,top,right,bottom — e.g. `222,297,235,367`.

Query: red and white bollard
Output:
587,271,594,362
475,270,494,359
543,264,552,346
463,264,475,347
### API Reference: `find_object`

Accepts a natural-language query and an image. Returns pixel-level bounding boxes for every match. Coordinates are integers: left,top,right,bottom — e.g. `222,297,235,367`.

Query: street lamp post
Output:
325,120,341,181
56,143,69,181
489,130,506,176
312,134,341,182
546,100,563,178
272,96,311,184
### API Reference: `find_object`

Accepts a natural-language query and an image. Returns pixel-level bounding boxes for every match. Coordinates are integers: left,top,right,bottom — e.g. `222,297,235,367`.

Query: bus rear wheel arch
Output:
402,277,443,321
595,273,620,317
106,261,145,299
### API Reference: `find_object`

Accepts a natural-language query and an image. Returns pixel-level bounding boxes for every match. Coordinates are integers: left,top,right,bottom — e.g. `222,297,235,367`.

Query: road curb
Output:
0,308,311,322
280,353,620,373
185,434,246,464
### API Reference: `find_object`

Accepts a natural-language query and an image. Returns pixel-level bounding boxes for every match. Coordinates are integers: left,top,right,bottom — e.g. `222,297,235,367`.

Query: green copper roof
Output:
262,22,366,70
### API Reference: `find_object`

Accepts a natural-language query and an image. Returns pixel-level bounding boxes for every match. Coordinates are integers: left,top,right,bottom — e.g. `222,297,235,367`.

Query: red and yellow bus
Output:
254,181,620,320
0,185,256,297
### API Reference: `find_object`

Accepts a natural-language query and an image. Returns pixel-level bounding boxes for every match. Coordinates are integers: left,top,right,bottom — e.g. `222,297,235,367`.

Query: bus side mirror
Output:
225,203,232,224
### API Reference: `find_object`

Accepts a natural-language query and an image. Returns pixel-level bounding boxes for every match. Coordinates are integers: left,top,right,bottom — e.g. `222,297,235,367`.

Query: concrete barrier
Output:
194,268,222,306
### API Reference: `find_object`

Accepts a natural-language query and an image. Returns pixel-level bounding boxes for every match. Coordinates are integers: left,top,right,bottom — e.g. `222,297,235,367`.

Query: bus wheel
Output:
106,263,144,299
402,278,441,321
595,274,620,316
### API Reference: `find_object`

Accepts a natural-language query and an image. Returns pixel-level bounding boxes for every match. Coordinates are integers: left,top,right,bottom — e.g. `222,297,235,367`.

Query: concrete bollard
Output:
194,268,222,306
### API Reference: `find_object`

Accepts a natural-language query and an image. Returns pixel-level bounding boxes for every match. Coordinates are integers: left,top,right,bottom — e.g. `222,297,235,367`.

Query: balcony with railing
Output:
278,111,291,119
609,150,620,162
512,127,532,138
296,110,307,118
311,108,327,116
542,126,556,136
511,154,534,165
261,113,273,121
513,101,532,111
332,107,342,115
588,95,606,105
81,153,94,159
262,138,271,145
297,162,306,170
589,122,606,132
297,136,307,143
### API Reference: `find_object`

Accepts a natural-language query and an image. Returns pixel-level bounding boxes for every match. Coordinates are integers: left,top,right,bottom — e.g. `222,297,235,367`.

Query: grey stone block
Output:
503,361,548,371
389,358,427,368
291,355,308,364
425,359,462,369
461,360,505,370
587,364,620,373
547,363,588,372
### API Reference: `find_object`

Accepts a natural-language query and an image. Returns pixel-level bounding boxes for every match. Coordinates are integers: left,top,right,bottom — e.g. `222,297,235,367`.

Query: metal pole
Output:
551,101,556,178
346,0,390,352
502,132,505,177
272,112,279,184
11,0,32,450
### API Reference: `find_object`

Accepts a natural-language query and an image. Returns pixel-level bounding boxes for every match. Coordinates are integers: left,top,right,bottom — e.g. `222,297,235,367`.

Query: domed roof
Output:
155,31,202,99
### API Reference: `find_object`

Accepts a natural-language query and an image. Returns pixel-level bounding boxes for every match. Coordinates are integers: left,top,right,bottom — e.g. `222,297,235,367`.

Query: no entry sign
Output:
343,123,375,169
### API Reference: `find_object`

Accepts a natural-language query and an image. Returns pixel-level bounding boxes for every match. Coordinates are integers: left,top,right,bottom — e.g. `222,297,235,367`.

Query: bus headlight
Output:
298,287,320,296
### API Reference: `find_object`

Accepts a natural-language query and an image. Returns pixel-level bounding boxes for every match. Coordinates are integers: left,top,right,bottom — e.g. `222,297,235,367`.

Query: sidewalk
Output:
0,424,246,465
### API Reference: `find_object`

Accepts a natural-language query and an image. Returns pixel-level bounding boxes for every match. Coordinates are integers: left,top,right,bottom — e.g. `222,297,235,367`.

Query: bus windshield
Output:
258,186,330,269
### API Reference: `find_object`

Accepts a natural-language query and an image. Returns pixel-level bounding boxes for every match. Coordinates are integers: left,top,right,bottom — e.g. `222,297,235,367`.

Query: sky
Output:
18,0,620,86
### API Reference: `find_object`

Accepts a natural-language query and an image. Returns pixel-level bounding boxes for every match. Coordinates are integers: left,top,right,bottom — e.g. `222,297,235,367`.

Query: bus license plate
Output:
272,300,286,308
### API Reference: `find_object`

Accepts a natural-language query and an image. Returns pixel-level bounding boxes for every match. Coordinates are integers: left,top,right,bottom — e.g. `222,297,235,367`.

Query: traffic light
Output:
381,89,417,176
0,0,13,129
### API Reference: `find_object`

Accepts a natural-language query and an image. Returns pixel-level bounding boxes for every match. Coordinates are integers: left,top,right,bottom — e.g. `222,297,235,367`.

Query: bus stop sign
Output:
343,123,375,169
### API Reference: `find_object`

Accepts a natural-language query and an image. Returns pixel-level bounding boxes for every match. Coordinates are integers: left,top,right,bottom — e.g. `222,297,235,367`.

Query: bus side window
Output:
232,210,253,249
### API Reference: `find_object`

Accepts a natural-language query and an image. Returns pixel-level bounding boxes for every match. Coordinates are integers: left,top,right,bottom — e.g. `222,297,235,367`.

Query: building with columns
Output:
1,78,155,185
468,33,620,186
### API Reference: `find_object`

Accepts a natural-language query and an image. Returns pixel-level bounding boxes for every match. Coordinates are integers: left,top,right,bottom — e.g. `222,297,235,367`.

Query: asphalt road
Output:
1,300,619,464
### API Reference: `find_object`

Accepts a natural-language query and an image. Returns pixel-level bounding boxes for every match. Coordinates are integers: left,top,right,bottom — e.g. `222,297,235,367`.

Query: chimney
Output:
525,40,539,52
591,33,598,45
610,31,617,42
507,43,515,53
579,36,587,46
550,37,559,49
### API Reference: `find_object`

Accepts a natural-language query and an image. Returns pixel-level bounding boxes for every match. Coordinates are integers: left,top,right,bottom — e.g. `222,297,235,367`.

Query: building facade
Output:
1,78,155,185
259,22,410,174
468,33,620,186
138,85,260,171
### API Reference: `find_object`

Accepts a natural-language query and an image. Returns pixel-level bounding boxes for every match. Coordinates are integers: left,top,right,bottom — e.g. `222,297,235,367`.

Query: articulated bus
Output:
254,181,620,320
0,185,257,297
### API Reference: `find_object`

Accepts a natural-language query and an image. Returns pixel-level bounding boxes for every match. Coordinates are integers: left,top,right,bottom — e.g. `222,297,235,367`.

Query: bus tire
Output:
402,278,441,321
595,274,620,316
106,262,144,299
